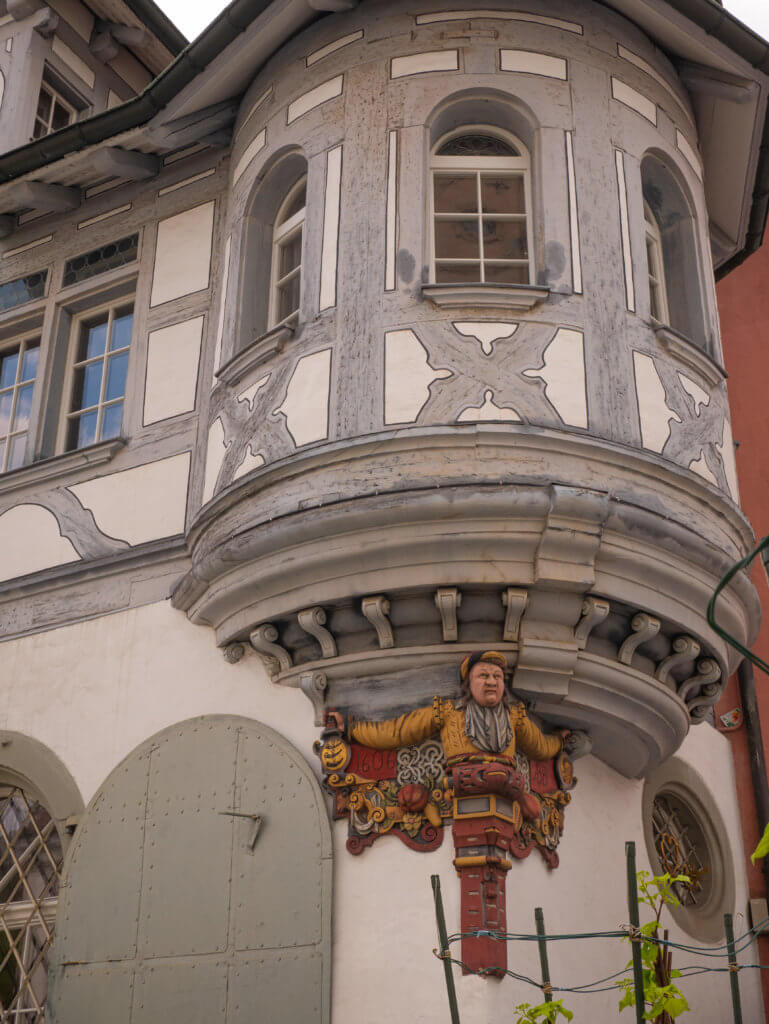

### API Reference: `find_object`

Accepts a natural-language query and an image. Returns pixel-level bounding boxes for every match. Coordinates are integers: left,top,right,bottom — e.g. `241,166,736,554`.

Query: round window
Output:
642,760,735,942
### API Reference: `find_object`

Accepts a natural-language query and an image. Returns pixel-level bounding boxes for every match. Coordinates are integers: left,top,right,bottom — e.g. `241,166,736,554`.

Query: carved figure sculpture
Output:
316,651,582,977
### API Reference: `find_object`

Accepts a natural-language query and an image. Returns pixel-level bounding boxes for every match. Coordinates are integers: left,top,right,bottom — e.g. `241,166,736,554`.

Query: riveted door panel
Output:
53,753,150,962
138,721,237,957
48,964,133,1024
133,961,227,1024
228,950,323,1024
231,731,323,952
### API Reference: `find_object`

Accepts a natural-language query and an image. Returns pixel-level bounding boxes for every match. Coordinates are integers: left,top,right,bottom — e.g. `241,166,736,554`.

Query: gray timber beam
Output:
91,148,160,181
6,181,80,213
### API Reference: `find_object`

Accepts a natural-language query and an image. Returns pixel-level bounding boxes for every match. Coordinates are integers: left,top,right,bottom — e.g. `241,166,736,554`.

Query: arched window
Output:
0,784,64,1021
269,175,306,329
430,128,532,286
641,153,707,348
644,201,669,324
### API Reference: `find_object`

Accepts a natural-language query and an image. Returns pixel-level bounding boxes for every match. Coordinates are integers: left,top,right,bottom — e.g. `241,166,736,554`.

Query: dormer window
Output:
33,70,85,140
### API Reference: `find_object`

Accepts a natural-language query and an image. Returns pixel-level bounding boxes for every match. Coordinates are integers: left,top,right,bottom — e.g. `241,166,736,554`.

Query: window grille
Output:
0,275,47,316
0,336,40,473
62,235,139,288
652,791,711,907
0,787,63,1022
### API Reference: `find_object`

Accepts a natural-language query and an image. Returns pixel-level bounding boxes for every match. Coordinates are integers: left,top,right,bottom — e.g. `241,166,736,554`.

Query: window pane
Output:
78,317,108,361
484,263,529,285
110,310,133,351
0,440,5,472
33,119,49,140
481,175,525,215
279,182,306,224
277,276,301,322
435,262,481,283
36,88,52,122
69,410,98,450
434,174,477,214
7,434,26,471
20,344,39,382
0,349,19,390
279,234,302,278
0,272,47,314
435,220,480,260
437,134,518,157
101,402,123,440
51,100,71,132
483,219,528,261
0,392,12,435
13,385,33,431
72,362,103,412
105,352,128,402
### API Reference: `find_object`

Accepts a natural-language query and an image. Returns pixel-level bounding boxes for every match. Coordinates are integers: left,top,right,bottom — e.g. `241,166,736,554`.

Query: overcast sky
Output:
157,0,769,49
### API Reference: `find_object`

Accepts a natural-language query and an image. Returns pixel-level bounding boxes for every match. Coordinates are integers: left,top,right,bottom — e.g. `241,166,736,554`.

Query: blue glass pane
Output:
110,312,133,351
81,320,108,361
0,272,46,313
101,402,123,440
8,434,26,470
0,350,19,390
13,385,33,431
20,344,39,382
0,392,12,435
105,352,128,402
72,362,103,412
0,440,5,472
76,411,98,449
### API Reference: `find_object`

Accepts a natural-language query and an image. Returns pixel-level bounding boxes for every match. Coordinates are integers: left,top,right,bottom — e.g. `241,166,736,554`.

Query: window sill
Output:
0,438,125,498
216,324,295,388
654,324,726,389
422,282,550,310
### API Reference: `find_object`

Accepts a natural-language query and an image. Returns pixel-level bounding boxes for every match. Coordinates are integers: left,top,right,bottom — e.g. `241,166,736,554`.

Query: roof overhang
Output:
0,0,766,276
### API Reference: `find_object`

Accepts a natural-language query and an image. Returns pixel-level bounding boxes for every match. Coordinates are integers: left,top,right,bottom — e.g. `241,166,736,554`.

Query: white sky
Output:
156,0,769,50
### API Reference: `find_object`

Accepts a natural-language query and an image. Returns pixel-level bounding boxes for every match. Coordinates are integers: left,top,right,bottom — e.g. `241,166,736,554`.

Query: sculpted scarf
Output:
464,700,513,754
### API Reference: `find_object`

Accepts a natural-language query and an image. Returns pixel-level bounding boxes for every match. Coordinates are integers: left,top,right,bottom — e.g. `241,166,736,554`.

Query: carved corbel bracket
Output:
300,671,328,726
688,682,724,721
435,588,461,642
512,637,578,701
361,595,394,649
678,657,722,723
297,606,337,658
574,596,610,648
618,612,661,665
501,587,528,642
534,486,609,589
249,624,292,678
655,636,701,687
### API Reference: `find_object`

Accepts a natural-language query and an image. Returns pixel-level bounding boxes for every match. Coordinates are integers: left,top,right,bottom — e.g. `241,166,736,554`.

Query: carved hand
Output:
325,709,345,731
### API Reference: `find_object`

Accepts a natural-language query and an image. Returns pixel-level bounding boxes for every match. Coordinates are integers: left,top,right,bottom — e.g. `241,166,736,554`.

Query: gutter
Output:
126,0,189,57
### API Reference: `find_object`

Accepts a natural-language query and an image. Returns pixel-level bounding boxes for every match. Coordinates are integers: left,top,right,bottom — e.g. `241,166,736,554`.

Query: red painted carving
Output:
347,744,398,779
529,757,557,794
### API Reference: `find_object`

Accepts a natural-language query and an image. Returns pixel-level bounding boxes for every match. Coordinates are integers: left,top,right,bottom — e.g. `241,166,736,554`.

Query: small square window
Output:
32,70,86,140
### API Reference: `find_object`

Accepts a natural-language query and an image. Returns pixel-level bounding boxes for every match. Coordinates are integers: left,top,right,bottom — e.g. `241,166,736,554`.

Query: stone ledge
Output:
216,324,294,387
0,438,125,499
422,283,550,310
654,324,727,388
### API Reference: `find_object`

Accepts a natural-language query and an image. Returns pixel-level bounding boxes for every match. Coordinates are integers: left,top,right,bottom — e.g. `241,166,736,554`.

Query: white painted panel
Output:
52,37,95,88
676,130,703,181
77,203,131,229
68,453,191,545
453,322,516,355
202,417,228,505
158,168,216,196
307,30,363,67
211,235,231,381
150,201,215,307
416,10,582,32
391,50,458,79
287,76,343,124
617,44,693,126
611,77,656,124
232,129,266,186
85,180,121,199
4,38,11,52
385,131,398,292
3,235,53,258
632,351,681,453
689,450,718,486
276,349,331,446
0,69,4,111
384,330,451,424
614,150,635,313
717,416,740,502
500,49,567,80
565,132,582,295
457,390,520,422
232,444,265,481
523,328,588,428
143,316,204,425
239,87,272,133
237,375,269,412
0,505,79,583
677,373,710,415
320,146,343,311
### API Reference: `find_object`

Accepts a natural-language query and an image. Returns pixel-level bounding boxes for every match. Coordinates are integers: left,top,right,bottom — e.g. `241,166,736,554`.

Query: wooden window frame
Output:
268,177,307,330
644,200,670,325
0,331,41,475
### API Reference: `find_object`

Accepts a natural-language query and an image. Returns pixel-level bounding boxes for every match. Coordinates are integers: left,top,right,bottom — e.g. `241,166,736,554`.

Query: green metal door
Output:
47,716,332,1023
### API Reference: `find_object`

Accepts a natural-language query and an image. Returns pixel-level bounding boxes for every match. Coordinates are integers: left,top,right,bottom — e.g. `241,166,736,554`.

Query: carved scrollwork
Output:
688,681,724,722
299,671,329,726
249,624,292,677
222,642,245,664
434,587,461,642
655,635,701,687
618,612,661,665
574,596,610,648
501,587,528,642
361,595,395,649
677,657,722,705
297,606,337,659
396,739,445,786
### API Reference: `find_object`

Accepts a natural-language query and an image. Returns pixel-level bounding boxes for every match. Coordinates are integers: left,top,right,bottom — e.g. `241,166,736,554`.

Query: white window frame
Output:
33,79,77,139
0,330,41,474
644,200,670,325
57,298,134,454
268,176,307,330
429,125,534,286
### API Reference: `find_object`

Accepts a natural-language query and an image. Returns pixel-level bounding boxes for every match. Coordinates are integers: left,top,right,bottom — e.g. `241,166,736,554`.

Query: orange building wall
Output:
717,241,769,1003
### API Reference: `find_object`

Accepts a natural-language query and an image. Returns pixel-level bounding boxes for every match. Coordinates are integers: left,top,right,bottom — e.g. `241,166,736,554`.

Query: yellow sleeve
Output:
514,707,562,761
350,701,443,749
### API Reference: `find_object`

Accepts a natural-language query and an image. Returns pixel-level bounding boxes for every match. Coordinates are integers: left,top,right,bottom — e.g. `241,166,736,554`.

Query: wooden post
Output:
625,842,645,1024
534,907,552,1003
431,875,461,1024
724,913,743,1024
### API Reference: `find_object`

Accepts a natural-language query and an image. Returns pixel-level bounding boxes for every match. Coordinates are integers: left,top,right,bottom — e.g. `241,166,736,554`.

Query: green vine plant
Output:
617,871,691,1023
514,999,573,1024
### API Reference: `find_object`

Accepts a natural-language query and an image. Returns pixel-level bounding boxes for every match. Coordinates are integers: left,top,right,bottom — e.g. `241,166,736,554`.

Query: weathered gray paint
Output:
48,715,332,1024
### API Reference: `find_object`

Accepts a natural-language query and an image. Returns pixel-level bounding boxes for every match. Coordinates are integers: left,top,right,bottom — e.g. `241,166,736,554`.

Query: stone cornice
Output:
0,439,125,501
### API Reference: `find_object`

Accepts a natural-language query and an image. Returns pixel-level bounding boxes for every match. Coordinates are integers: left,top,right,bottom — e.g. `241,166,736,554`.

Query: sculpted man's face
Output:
468,661,506,707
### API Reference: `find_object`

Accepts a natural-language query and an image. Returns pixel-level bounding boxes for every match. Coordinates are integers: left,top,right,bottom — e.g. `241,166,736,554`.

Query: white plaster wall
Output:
0,604,762,1023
